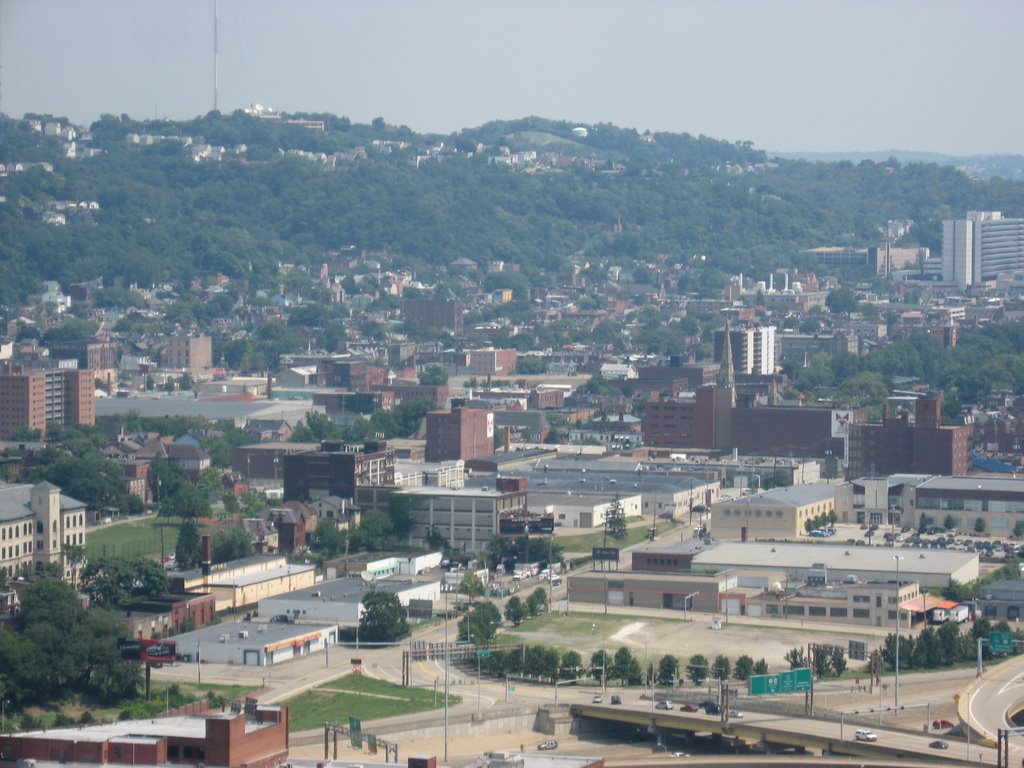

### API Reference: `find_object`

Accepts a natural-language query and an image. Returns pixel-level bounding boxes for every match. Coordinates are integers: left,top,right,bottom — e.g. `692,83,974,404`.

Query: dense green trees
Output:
2,112,1022,307
212,527,254,563
359,591,409,642
792,323,1024,410
459,601,501,645
79,557,169,608
0,580,140,710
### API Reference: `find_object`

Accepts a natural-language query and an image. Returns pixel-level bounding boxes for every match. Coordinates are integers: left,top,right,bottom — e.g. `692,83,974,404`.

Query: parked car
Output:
929,740,949,750
854,729,878,742
610,695,622,705
537,740,558,751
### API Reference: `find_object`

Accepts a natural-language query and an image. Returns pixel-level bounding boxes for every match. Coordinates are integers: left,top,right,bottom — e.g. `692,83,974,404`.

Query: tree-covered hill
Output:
0,110,1022,306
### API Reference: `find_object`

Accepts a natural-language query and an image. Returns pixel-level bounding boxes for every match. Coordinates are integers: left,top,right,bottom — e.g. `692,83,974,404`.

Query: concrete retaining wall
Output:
290,706,539,748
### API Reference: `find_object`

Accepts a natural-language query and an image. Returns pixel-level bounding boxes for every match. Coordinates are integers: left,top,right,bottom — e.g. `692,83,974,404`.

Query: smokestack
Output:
785,272,790,292
201,535,213,575
769,273,774,292
504,426,511,453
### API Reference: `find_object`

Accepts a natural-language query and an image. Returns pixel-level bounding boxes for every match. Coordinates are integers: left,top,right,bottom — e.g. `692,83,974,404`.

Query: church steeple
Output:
718,323,736,390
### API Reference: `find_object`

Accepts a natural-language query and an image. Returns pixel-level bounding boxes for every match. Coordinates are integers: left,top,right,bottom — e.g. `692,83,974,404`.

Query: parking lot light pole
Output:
893,554,903,708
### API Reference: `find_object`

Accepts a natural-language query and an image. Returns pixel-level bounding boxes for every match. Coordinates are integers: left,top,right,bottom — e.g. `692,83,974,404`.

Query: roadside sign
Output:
989,631,1014,654
477,650,491,659
592,547,620,562
749,667,813,696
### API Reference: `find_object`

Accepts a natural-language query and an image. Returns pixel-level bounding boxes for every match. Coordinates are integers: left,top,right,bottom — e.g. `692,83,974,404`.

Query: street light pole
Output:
893,554,903,708
444,589,449,762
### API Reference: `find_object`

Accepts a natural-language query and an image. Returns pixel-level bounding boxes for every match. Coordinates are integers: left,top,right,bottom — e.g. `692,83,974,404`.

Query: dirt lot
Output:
505,609,879,674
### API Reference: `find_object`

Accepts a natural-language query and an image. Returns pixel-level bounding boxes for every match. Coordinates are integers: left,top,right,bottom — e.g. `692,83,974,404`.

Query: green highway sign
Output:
477,650,491,659
749,667,813,696
989,631,1014,654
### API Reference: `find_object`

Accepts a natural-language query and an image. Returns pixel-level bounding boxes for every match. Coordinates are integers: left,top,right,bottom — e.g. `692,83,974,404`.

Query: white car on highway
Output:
854,729,878,742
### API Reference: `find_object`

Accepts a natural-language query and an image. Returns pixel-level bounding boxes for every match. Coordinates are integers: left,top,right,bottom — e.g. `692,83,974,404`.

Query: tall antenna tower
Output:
213,0,219,112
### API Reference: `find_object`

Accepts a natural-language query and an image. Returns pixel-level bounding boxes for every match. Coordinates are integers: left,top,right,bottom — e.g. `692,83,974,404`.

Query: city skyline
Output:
3,0,1023,157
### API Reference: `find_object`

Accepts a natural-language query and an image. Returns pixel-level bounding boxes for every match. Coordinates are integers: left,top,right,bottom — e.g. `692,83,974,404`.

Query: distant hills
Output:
771,149,1024,183
1,110,1023,307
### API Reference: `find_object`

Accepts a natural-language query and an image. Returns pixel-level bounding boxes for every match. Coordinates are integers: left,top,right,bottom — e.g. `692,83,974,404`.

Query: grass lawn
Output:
22,683,257,730
86,516,222,560
556,520,675,554
284,674,461,732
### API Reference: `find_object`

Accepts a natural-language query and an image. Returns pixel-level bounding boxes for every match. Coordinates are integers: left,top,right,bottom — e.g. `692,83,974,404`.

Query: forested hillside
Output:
1,111,1023,305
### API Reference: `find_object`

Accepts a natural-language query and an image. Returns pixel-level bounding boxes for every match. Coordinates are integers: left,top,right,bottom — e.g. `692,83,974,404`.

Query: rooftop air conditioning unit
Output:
238,630,249,638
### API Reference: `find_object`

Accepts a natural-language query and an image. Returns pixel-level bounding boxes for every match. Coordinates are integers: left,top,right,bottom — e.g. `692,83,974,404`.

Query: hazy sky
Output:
4,0,1023,156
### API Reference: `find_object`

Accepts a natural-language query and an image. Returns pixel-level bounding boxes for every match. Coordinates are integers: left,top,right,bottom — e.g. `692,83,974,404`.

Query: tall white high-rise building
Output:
942,212,1024,287
714,326,777,375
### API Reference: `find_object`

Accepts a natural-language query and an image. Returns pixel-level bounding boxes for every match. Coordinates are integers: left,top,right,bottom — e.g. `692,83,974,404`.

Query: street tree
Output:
733,655,754,681
657,654,679,686
461,601,502,644
359,591,409,642
713,654,731,681
784,647,807,669
460,572,486,602
175,518,202,569
604,493,627,541
504,596,526,626
560,650,583,679
525,587,547,617
687,653,709,685
590,649,611,682
612,647,643,685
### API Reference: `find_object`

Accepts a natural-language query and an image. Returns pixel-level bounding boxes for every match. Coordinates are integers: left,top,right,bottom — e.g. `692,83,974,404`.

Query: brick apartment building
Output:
528,388,565,410
641,385,844,459
316,358,386,392
46,339,119,374
404,296,465,335
456,348,517,376
160,334,213,372
0,363,95,439
282,440,395,502
425,406,494,462
850,391,971,477
374,381,450,407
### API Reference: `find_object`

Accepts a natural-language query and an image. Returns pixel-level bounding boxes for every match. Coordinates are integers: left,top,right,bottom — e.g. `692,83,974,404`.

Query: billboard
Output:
118,638,142,660
831,410,853,438
592,547,620,562
140,638,177,664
